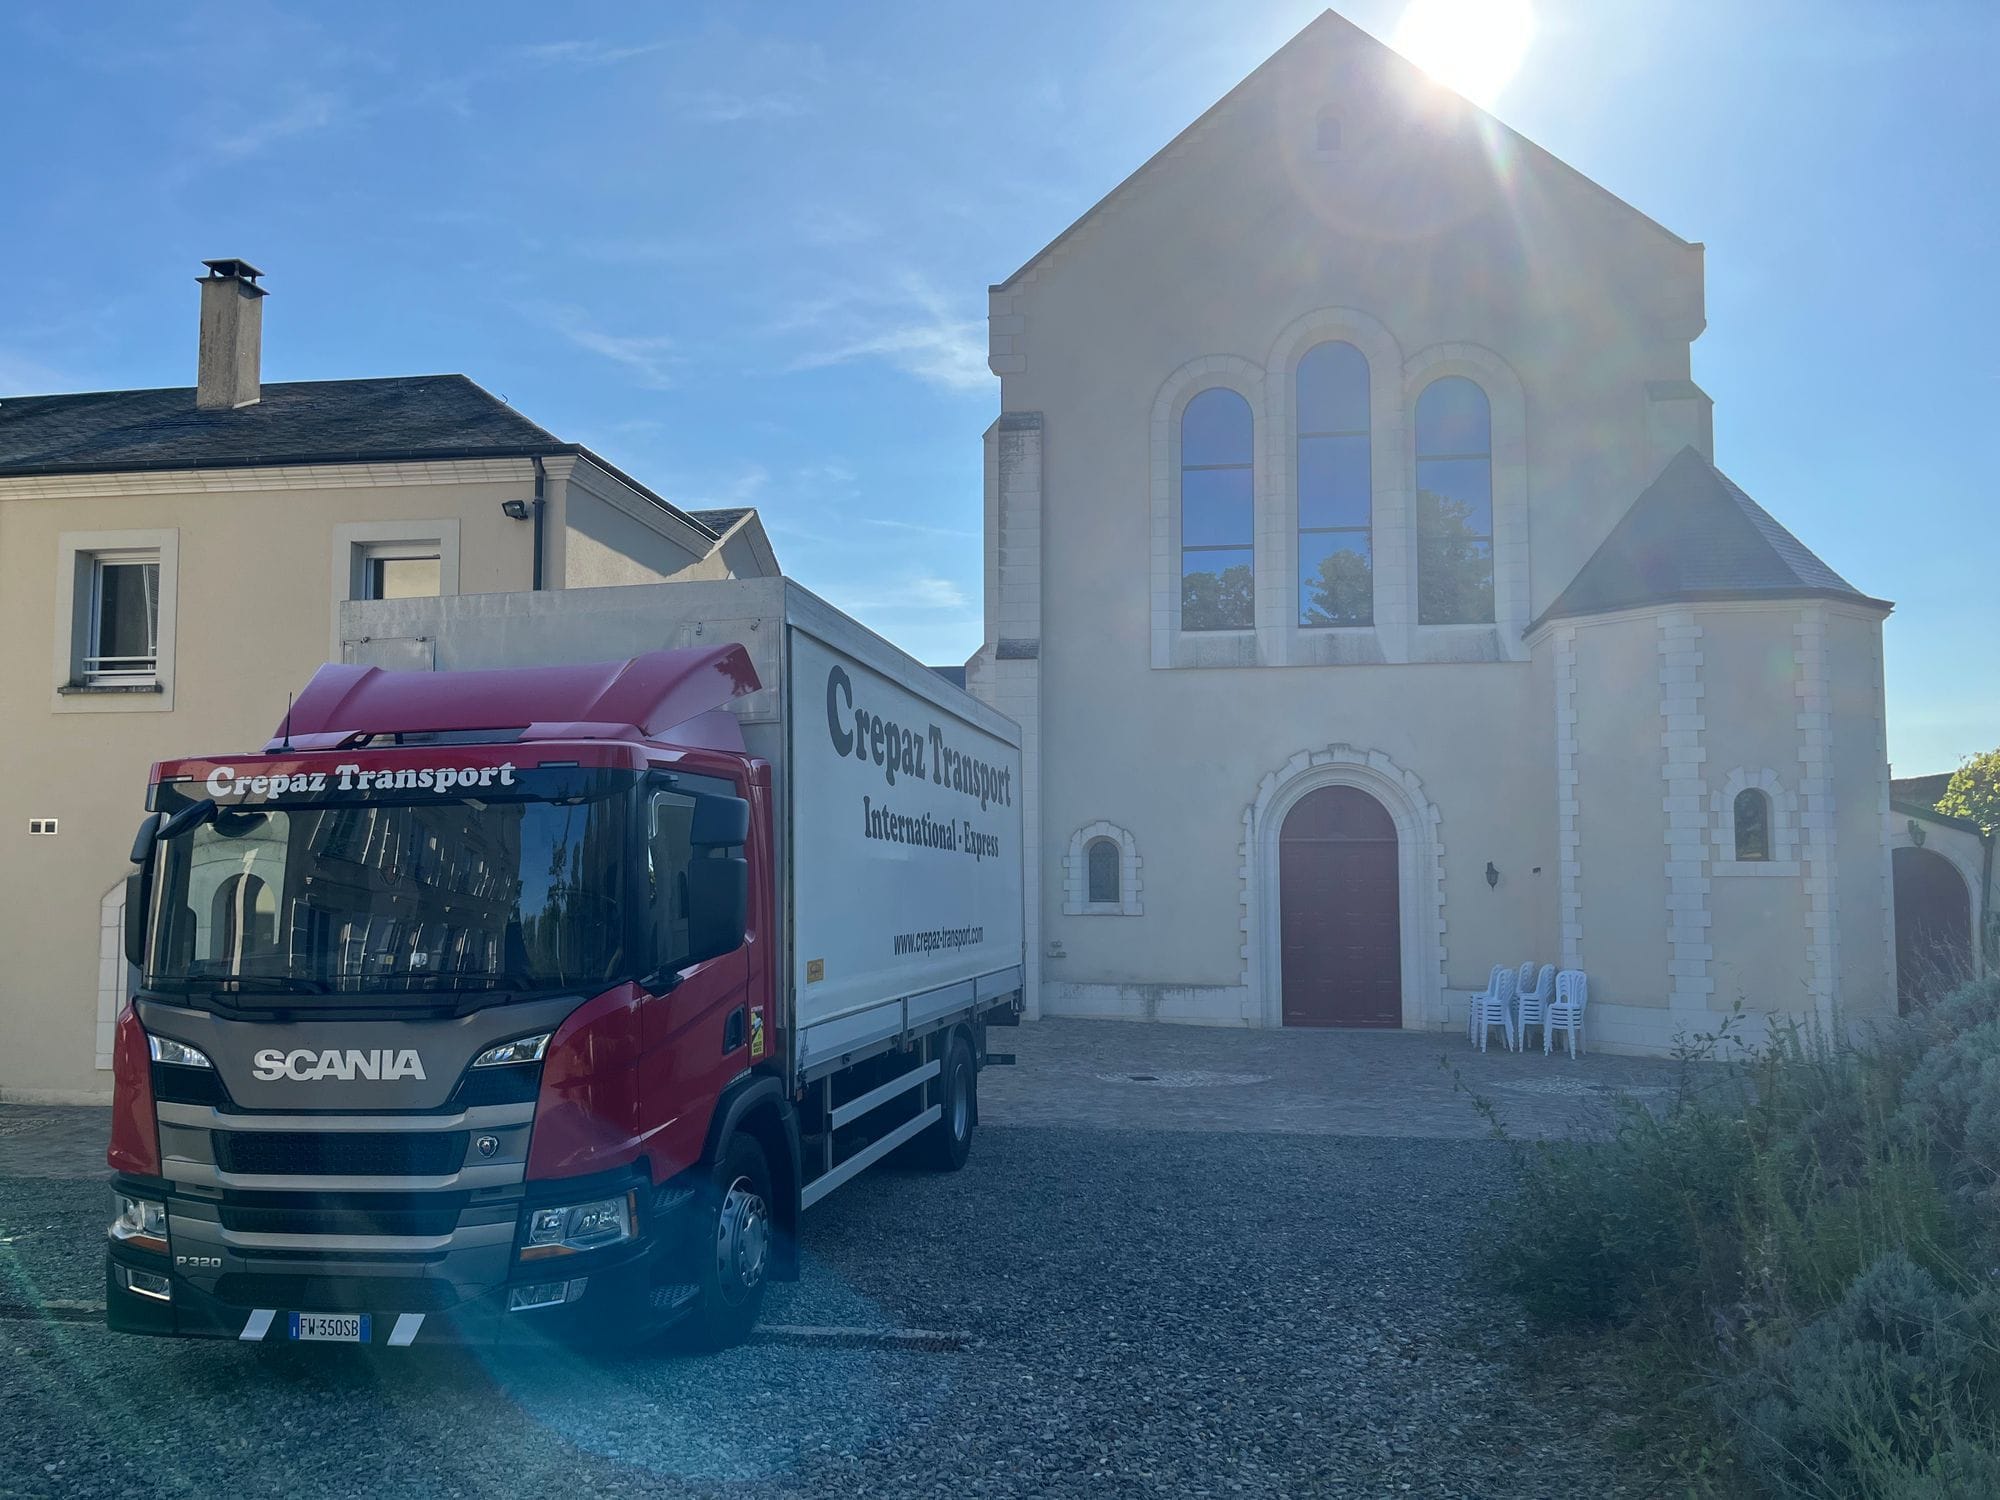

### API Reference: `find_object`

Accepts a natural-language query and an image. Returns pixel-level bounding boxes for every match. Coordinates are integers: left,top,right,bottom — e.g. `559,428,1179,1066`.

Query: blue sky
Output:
0,1,1992,772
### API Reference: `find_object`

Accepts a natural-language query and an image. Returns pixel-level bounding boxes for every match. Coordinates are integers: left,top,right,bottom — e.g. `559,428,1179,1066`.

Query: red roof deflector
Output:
269,648,763,753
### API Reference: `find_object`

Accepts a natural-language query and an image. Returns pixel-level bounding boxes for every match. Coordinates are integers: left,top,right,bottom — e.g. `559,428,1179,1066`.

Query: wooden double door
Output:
1279,786,1401,1027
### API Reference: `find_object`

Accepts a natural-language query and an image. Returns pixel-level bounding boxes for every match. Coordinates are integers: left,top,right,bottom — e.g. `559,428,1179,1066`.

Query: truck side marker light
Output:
388,1313,424,1346
239,1309,276,1342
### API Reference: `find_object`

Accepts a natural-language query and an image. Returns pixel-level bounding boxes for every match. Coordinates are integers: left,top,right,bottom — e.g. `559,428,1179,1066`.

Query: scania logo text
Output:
251,1048,427,1082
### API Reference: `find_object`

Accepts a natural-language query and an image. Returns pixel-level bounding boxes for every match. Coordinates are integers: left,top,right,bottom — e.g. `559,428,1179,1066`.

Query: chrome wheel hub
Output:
714,1176,769,1304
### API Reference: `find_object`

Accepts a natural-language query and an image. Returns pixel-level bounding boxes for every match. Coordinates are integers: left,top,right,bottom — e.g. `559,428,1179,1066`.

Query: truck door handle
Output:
723,1007,746,1053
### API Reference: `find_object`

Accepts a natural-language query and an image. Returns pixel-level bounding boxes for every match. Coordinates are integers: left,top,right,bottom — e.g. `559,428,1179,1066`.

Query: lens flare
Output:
1392,0,1537,107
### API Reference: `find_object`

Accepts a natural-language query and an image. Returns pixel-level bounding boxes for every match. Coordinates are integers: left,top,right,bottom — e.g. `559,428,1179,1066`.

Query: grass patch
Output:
1475,978,2000,1497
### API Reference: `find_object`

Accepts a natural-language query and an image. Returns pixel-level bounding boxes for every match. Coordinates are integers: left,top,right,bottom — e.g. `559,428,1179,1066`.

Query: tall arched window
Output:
1733,789,1771,862
1415,376,1495,625
1180,388,1255,631
1297,341,1372,626
1086,839,1121,904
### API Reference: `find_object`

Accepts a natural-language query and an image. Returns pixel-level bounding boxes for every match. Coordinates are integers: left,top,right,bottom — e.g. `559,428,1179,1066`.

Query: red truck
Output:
107,583,1024,1349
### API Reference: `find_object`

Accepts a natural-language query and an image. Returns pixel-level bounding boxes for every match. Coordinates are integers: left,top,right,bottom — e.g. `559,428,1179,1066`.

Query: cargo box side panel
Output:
787,626,1025,1040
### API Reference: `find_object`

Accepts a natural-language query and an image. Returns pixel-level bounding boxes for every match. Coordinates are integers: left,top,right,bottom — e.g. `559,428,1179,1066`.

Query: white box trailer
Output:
341,576,1025,1208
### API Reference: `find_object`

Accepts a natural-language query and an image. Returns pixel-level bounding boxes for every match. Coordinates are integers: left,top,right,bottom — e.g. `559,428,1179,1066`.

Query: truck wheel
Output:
916,1032,975,1172
682,1133,773,1350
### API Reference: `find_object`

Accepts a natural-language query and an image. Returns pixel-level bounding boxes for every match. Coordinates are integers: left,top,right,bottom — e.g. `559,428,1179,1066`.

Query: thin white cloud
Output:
671,89,808,124
785,275,990,393
207,87,343,160
830,574,971,611
514,39,669,69
862,517,980,541
526,303,677,389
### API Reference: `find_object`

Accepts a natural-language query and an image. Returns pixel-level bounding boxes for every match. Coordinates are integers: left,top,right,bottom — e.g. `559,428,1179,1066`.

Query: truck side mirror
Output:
684,852,748,969
690,794,749,849
123,872,148,972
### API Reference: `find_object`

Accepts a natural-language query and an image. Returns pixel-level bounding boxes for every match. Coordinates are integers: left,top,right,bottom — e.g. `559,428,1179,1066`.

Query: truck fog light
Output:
520,1193,635,1259
110,1194,169,1253
123,1267,173,1302
508,1281,570,1312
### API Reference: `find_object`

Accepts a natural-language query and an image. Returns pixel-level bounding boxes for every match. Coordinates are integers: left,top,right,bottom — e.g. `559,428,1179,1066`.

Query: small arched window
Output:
1180,387,1254,631
1297,340,1372,626
1733,789,1771,862
1086,839,1121,904
1415,376,1495,625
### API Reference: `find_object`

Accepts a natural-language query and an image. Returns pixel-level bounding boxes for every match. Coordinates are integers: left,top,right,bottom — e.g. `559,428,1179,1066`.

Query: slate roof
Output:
1534,447,1889,628
687,507,753,535
1892,773,1956,812
0,374,568,478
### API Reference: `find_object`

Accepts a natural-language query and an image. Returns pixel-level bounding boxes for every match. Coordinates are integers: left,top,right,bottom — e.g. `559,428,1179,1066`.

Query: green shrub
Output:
1481,976,2000,1490
1727,1252,2000,1498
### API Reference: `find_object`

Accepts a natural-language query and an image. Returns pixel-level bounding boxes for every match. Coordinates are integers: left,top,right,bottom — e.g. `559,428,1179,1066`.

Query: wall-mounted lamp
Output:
1908,819,1927,848
1485,861,1500,889
500,498,533,521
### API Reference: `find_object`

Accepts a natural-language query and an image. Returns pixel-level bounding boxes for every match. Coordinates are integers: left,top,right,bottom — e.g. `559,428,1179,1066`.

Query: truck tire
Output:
681,1133,773,1350
915,1032,975,1172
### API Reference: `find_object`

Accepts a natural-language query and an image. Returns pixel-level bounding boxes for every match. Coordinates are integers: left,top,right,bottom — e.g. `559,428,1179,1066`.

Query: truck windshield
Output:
142,767,634,999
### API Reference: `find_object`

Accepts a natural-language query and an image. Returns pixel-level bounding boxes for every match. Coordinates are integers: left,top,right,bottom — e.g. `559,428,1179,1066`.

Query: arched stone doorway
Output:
1894,845,1973,1010
1279,786,1401,1026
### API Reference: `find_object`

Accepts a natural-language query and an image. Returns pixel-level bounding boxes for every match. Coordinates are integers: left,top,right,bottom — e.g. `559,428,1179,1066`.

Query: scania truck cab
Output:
107,625,1024,1350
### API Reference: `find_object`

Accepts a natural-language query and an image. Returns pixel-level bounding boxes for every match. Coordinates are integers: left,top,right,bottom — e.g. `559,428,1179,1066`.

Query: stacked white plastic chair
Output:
1468,964,1517,1052
1546,969,1589,1058
1515,963,1555,1051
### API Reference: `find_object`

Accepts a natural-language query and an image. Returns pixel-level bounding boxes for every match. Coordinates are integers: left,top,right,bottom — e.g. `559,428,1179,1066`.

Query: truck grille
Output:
217,1192,470,1239
211,1131,469,1178
213,1273,464,1313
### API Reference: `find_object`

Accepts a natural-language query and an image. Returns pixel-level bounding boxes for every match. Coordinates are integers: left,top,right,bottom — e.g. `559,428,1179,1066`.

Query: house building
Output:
0,260,778,1101
966,12,1903,1052
1889,774,1994,1007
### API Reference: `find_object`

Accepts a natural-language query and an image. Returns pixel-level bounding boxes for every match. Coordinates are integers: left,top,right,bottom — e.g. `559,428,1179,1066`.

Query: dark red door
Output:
1280,786,1400,1027
1895,846,1973,1011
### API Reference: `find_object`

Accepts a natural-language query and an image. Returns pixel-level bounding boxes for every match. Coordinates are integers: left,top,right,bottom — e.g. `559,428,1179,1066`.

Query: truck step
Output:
982,1053,1016,1066
651,1284,700,1313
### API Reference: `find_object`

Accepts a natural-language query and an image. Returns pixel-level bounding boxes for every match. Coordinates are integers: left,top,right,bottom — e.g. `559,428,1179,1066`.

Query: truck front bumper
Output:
105,1173,704,1348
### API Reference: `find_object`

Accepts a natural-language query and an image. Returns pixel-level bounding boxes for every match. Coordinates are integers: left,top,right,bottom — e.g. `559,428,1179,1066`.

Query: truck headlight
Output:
147,1036,212,1069
521,1192,635,1258
473,1033,550,1067
110,1193,169,1253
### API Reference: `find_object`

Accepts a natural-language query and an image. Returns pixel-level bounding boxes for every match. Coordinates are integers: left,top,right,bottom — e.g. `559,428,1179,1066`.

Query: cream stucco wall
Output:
971,14,1895,1053
0,453,772,1101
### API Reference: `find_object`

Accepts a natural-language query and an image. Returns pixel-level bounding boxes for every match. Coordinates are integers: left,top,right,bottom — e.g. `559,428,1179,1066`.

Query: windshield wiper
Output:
185,975,333,996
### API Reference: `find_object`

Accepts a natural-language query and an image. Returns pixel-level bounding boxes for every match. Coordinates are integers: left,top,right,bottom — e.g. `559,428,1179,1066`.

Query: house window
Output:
85,551,161,683
1733,789,1771,862
1415,376,1495,625
1297,341,1372,626
360,545,443,601
1086,839,1121,904
1180,387,1255,631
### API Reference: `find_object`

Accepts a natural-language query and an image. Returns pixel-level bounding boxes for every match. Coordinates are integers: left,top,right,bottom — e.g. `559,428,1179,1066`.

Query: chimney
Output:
196,258,266,410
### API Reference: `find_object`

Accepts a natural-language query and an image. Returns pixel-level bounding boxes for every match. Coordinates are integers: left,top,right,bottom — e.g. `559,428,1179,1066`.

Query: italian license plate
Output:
290,1312,370,1343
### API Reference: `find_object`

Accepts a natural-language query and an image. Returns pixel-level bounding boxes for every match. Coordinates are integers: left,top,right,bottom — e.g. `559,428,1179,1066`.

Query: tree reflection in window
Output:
1415,376,1495,624
1298,341,1372,626
1180,387,1255,631
1733,789,1771,861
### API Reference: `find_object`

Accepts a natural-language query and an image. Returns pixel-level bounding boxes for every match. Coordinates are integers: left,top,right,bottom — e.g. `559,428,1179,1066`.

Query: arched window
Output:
1297,341,1372,626
1415,376,1495,625
1733,789,1771,862
1086,839,1121,904
1180,388,1254,631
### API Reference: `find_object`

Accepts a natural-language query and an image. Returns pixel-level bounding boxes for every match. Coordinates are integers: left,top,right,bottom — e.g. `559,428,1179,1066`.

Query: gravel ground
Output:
0,1123,1654,1499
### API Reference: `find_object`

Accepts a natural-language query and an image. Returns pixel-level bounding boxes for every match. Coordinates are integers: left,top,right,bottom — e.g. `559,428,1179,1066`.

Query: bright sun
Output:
1391,0,1537,108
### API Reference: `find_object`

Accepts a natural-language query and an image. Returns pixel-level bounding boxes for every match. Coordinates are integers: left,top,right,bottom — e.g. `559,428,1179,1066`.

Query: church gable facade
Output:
967,12,1896,1053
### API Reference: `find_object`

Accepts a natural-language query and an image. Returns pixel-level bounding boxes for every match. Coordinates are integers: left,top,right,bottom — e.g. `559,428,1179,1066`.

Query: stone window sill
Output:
1066,902,1142,917
1714,860,1800,878
59,681,163,696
